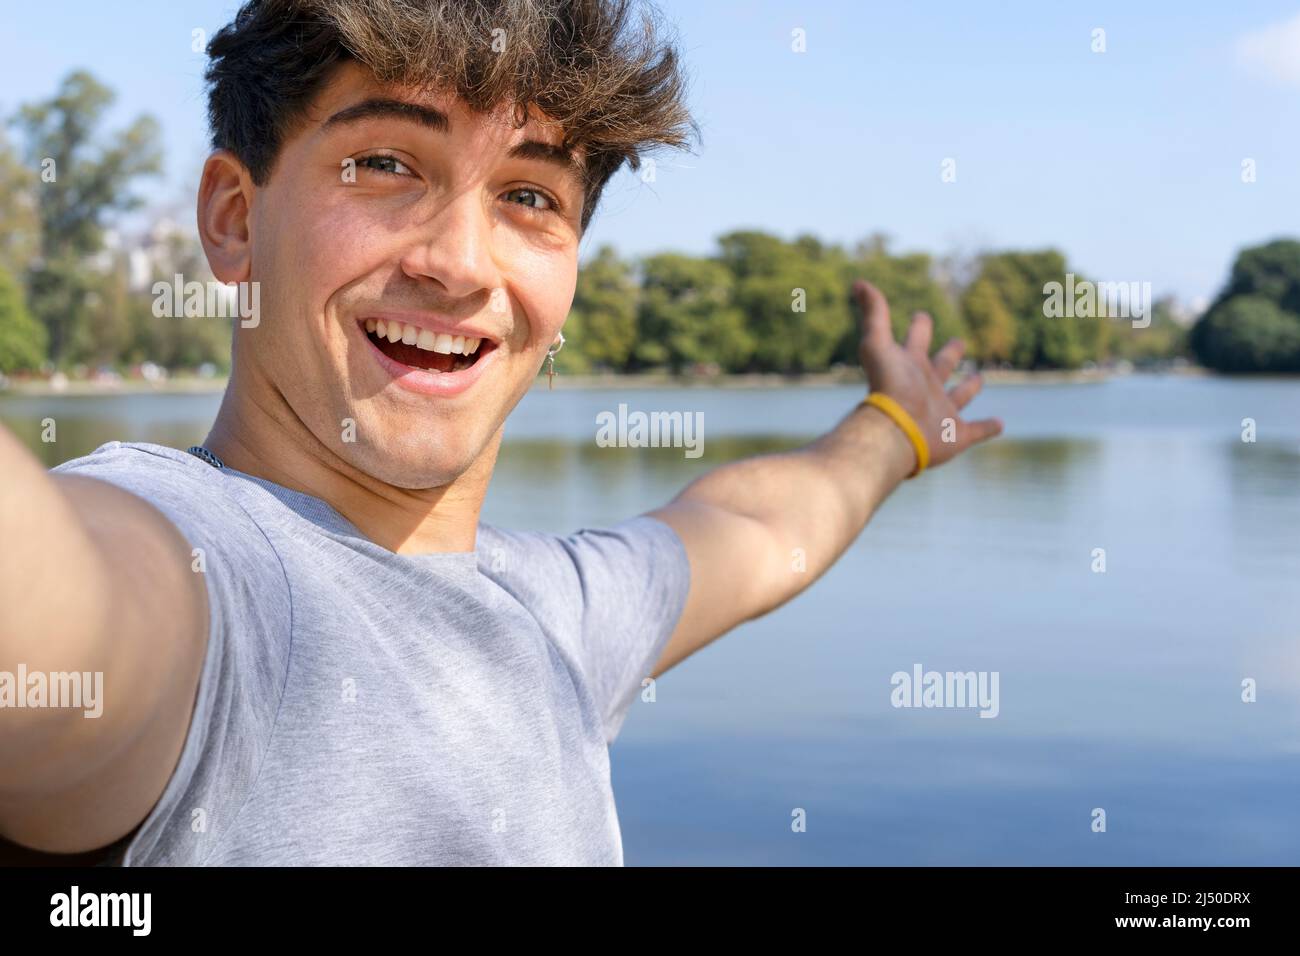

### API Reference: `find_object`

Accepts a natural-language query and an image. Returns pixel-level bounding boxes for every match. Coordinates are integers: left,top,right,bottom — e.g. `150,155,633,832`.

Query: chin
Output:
340,431,482,491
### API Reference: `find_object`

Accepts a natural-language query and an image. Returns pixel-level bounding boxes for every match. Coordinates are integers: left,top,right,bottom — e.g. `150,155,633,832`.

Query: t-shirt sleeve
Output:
50,443,292,865
555,514,692,745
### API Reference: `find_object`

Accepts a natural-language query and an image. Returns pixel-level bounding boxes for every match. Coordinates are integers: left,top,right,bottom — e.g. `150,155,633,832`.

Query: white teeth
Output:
367,321,488,359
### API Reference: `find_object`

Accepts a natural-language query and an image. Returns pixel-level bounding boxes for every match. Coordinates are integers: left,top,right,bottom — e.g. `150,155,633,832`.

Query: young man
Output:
0,0,1001,865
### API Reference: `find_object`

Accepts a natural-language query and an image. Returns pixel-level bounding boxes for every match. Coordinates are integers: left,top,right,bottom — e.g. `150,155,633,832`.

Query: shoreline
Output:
0,364,1224,398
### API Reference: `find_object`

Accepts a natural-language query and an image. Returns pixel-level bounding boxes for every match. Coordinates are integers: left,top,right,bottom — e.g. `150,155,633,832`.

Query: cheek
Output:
271,198,398,345
297,201,390,291
504,242,578,343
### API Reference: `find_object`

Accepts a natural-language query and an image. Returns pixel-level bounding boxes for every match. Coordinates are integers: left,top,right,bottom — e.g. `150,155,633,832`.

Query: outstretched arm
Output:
648,280,1003,676
0,427,208,853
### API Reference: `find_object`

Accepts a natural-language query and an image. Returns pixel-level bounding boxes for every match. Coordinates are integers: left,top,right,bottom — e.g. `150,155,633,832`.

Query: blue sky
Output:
2,0,1297,304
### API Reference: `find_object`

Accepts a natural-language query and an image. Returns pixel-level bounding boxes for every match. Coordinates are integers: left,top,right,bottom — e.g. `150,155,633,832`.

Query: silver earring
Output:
546,331,565,390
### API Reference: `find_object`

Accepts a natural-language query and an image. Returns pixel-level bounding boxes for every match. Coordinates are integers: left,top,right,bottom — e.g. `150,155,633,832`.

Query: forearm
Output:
672,400,915,614
651,281,1001,679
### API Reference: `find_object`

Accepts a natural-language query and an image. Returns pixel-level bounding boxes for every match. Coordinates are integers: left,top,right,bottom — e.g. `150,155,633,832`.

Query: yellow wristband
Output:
860,392,929,478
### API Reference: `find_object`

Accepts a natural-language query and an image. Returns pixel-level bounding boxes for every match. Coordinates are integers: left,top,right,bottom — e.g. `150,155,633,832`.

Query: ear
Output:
196,150,254,284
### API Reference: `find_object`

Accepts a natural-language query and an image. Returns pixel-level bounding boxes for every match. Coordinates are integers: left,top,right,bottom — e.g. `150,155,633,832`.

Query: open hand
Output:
853,279,1003,469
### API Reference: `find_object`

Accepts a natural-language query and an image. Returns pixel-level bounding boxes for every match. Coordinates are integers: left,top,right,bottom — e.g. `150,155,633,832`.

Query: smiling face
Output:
217,62,584,490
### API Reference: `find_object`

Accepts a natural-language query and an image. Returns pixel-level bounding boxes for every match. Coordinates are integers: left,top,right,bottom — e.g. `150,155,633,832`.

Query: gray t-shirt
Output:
50,441,690,866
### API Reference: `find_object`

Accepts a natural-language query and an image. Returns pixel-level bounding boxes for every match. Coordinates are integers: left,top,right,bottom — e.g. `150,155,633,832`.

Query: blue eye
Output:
504,187,556,213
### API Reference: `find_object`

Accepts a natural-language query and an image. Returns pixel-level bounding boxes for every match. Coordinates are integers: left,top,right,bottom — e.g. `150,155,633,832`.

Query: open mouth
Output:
360,317,495,373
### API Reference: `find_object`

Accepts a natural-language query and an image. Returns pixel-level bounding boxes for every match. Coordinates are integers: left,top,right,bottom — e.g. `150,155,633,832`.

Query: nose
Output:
399,189,500,299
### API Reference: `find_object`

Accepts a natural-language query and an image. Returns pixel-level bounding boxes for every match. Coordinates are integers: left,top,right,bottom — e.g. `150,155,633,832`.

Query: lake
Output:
3,374,1298,865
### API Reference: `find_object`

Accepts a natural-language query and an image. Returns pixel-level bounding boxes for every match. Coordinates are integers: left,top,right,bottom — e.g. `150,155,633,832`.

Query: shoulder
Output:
52,441,289,602
477,514,689,611
52,441,269,550
53,440,210,473
53,440,263,516
477,513,684,568
52,441,228,500
479,516,691,745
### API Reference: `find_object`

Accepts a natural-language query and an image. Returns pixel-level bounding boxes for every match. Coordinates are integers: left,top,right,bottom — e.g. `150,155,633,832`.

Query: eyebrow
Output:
506,139,587,190
323,97,587,190
324,98,450,133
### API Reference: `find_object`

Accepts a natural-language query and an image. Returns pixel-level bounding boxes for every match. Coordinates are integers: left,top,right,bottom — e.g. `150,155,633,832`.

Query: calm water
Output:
3,374,1298,865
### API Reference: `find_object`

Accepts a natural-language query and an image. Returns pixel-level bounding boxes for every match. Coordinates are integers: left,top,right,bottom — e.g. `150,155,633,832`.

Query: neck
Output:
203,367,497,555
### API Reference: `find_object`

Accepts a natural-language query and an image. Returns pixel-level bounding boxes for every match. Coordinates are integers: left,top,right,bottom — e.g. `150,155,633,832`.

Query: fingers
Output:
904,310,933,357
961,416,1004,447
853,279,893,350
948,370,984,409
932,337,965,382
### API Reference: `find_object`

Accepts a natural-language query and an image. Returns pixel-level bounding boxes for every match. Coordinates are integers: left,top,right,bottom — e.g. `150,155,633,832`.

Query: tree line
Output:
562,237,1194,375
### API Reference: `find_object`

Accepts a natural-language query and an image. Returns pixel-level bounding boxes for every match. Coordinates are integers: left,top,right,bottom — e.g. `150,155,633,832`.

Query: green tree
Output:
960,277,1016,364
969,250,1098,369
11,71,162,364
716,230,791,282
715,230,860,372
125,228,232,371
0,129,40,279
1191,239,1300,372
567,245,638,370
837,242,965,363
0,267,47,373
635,253,752,372
735,259,846,373
1110,296,1188,365
1215,239,1300,315
1191,295,1300,373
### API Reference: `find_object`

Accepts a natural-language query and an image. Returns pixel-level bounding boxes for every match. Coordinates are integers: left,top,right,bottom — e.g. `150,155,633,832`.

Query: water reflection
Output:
2,376,1298,864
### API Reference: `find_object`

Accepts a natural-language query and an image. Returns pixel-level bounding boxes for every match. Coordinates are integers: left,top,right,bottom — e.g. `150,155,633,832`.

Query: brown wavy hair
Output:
205,0,698,230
